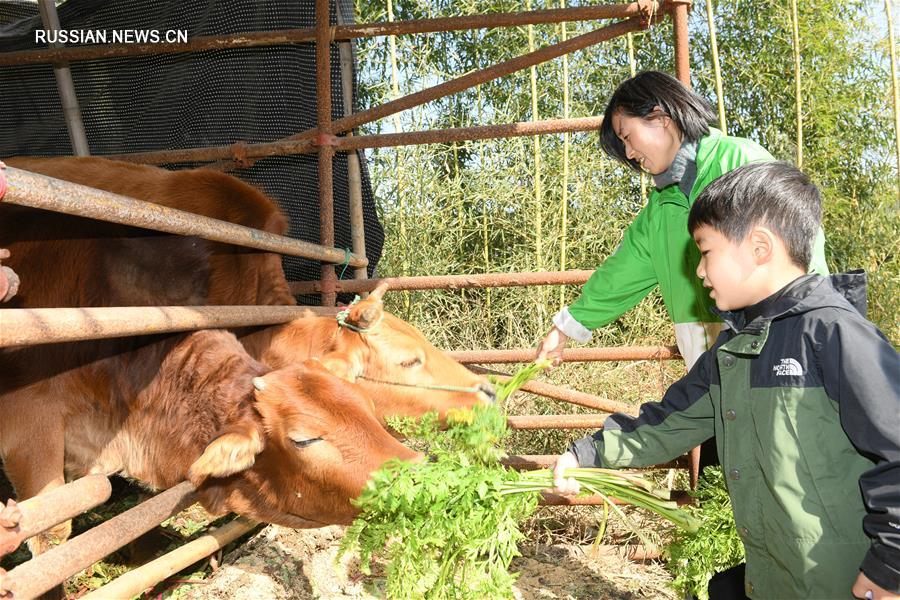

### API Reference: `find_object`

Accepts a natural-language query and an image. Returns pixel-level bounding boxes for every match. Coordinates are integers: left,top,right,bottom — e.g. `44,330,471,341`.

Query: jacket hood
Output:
715,269,868,333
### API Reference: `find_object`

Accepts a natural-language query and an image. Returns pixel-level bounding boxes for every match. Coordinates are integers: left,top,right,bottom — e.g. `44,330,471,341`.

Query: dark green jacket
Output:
570,272,900,598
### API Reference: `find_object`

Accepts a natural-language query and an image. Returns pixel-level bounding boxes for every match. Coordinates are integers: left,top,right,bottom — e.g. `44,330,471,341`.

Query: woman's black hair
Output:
599,71,716,172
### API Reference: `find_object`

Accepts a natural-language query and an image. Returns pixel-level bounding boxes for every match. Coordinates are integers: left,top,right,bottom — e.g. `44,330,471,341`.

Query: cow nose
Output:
478,382,497,403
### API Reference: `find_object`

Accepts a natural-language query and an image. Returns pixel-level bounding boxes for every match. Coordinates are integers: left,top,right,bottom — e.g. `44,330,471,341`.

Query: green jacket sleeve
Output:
569,347,717,468
566,201,659,330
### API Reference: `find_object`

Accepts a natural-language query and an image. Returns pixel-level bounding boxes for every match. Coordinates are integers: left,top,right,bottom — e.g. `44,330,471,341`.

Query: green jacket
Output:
570,272,900,598
560,129,829,341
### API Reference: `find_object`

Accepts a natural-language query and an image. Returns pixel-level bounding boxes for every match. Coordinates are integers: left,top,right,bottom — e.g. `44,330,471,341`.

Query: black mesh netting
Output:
0,0,383,304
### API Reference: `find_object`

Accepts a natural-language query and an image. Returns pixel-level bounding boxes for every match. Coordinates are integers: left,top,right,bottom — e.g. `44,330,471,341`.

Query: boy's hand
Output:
536,326,568,367
852,572,900,599
552,451,581,495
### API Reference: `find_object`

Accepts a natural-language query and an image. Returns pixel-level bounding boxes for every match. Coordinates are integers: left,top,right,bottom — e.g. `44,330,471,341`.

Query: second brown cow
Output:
0,328,419,555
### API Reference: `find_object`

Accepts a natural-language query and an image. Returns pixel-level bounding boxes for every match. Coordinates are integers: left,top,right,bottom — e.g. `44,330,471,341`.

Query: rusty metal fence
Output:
0,0,694,595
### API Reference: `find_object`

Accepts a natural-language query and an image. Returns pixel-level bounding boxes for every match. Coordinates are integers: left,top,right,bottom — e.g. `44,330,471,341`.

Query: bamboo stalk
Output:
527,0,544,275
559,0,571,310
705,0,727,134
789,0,803,168
477,85,493,343
886,0,900,194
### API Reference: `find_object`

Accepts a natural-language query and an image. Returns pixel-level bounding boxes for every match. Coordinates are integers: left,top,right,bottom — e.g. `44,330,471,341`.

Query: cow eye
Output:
399,357,422,368
292,437,323,449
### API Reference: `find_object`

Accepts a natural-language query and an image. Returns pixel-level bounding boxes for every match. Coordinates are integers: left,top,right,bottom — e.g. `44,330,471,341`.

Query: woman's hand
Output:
536,326,569,367
852,572,900,600
552,451,581,496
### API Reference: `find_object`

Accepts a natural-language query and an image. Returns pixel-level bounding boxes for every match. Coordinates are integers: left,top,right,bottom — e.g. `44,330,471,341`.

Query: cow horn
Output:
369,281,390,300
252,377,267,391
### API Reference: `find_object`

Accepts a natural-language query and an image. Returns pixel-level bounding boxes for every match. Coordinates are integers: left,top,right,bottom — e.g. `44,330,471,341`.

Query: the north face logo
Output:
773,358,803,376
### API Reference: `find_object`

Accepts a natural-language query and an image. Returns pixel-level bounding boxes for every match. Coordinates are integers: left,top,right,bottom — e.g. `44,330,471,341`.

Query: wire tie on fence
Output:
338,248,352,280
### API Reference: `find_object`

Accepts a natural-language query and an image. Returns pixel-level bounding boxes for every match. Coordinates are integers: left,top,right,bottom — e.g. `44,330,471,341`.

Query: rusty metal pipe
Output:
507,414,608,430
335,2,369,285
0,475,111,557
670,0,691,85
317,0,337,306
2,167,366,267
469,365,632,413
0,305,336,348
448,346,680,364
0,2,656,67
172,4,670,173
105,19,642,169
284,18,644,144
666,0,697,489
330,116,605,151
595,543,661,561
0,482,197,599
103,112,604,167
82,517,260,600
290,269,594,295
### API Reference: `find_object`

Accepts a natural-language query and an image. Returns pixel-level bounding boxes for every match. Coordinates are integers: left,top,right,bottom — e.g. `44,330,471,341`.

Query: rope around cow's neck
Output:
355,375,483,394
335,297,481,393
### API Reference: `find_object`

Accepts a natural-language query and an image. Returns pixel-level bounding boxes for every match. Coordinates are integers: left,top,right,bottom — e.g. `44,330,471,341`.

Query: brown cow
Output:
241,285,496,421
0,328,419,556
1,157,494,418
3,156,293,307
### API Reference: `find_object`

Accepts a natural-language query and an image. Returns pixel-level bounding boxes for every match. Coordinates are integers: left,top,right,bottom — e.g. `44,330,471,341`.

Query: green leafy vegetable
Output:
340,362,698,598
664,467,744,600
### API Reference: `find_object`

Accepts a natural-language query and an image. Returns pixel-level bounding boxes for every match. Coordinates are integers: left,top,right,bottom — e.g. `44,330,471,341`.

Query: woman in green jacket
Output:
536,71,828,370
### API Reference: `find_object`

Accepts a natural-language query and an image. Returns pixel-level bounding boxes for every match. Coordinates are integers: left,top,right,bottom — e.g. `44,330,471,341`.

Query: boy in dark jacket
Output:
553,162,899,599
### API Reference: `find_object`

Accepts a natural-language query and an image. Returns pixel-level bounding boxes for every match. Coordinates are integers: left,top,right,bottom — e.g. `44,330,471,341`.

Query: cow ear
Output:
307,355,358,382
188,428,264,485
347,298,383,331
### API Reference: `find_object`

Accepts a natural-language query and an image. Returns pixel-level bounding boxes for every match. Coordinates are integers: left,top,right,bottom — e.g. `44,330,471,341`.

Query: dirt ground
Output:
180,521,678,600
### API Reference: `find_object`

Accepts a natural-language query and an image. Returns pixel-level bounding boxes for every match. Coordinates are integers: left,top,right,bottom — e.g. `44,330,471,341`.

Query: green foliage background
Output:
352,0,898,352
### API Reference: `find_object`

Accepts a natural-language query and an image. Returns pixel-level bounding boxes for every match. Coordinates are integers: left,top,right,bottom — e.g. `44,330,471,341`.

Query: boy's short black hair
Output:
688,161,822,269
599,71,716,172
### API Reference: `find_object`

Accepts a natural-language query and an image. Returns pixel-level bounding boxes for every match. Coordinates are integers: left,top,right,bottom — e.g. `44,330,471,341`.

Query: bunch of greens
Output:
340,404,539,599
490,359,553,405
664,467,744,600
340,362,698,599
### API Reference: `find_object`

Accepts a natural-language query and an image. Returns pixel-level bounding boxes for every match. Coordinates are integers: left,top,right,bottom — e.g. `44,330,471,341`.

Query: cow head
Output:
257,284,495,422
188,359,420,526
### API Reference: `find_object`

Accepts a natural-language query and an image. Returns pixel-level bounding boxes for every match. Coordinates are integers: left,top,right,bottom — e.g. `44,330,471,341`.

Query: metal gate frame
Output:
0,1,696,595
